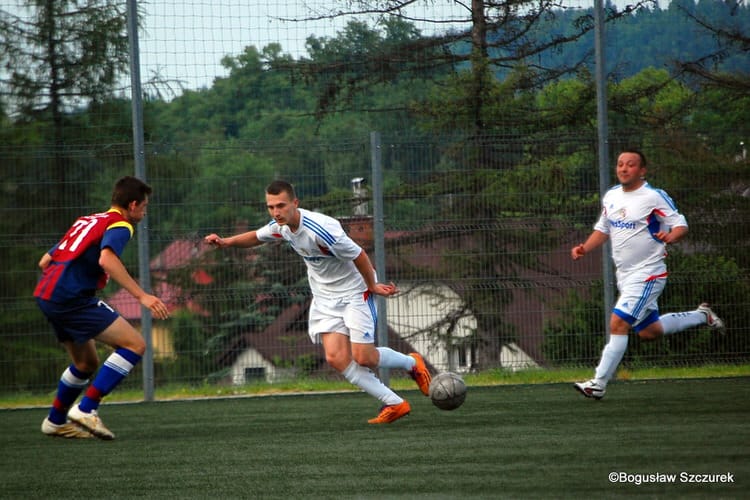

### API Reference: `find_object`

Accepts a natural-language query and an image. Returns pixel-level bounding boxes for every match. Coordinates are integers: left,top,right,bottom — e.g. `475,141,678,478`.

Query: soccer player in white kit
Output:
571,150,724,399
205,180,431,423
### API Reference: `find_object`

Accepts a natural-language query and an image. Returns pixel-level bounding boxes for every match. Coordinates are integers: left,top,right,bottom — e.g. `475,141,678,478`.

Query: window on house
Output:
244,367,265,383
457,346,467,368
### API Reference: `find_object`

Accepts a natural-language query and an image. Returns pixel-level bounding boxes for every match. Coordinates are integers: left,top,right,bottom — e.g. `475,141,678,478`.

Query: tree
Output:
293,0,652,133
279,1,649,368
0,0,132,129
671,0,750,93
0,0,136,230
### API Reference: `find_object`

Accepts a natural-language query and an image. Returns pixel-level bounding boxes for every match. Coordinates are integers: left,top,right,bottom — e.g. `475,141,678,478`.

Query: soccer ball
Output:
429,372,467,411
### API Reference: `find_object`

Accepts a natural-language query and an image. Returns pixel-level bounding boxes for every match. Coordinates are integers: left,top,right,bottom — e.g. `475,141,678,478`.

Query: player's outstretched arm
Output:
204,231,261,249
99,248,169,320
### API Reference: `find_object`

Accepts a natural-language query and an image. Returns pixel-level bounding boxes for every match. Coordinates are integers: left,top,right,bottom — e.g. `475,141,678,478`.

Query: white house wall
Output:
387,284,475,372
387,284,537,372
230,348,276,385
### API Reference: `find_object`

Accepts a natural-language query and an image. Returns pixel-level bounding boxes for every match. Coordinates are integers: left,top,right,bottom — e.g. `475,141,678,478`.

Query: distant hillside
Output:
498,0,749,80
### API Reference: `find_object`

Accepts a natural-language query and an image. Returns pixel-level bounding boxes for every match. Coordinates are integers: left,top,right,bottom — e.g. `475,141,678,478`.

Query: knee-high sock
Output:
594,334,629,386
342,361,403,406
48,365,92,424
376,347,415,371
79,348,141,413
660,310,706,335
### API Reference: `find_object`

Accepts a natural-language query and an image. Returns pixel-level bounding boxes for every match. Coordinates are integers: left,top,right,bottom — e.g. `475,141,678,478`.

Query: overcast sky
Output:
4,0,670,97
138,0,467,94
138,0,662,95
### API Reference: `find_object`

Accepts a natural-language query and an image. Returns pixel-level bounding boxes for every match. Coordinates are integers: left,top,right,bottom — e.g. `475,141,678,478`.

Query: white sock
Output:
376,347,415,370
594,334,629,386
342,361,402,405
660,310,706,335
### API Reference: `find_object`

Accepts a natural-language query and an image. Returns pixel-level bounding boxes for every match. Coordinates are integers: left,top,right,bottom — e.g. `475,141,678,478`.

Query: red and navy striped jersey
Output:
34,208,133,303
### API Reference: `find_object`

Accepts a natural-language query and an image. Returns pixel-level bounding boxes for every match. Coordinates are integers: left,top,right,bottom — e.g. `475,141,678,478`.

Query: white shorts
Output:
308,292,377,344
613,276,666,332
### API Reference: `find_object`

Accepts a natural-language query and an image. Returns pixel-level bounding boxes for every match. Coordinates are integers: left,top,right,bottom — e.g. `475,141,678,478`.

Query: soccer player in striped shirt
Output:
35,176,170,439
571,150,724,400
205,180,431,424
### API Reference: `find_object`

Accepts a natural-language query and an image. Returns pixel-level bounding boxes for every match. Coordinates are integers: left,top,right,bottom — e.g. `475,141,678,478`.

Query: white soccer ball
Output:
429,372,467,411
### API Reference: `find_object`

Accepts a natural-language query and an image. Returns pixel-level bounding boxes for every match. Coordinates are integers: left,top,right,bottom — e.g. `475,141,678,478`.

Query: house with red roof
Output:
106,239,211,358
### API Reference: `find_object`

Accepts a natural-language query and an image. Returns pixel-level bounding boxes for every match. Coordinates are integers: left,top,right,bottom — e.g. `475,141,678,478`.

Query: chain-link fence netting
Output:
1,1,748,394
1,130,748,393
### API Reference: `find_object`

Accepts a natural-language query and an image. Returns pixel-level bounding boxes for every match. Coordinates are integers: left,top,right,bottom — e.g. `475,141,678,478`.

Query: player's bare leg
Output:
69,318,146,439
323,333,410,423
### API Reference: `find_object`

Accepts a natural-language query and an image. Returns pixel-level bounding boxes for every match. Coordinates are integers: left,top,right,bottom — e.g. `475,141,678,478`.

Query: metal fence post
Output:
595,0,614,342
370,131,389,384
127,0,154,401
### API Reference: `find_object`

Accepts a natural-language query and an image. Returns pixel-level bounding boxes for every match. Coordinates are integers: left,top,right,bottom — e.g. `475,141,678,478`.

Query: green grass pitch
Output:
1,378,748,499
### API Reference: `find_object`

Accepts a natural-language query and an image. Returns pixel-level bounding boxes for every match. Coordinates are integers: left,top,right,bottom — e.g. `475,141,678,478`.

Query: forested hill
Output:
519,0,748,80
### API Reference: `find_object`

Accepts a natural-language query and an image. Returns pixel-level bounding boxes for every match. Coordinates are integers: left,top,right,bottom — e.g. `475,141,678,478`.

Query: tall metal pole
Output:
370,131,389,385
594,0,614,340
127,0,155,401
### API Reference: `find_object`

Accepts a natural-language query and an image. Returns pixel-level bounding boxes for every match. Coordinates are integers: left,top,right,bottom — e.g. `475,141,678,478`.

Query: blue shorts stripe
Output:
632,280,654,319
366,293,377,324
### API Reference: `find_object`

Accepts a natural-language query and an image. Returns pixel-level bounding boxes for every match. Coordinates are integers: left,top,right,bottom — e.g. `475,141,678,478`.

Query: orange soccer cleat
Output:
409,352,432,396
367,401,411,424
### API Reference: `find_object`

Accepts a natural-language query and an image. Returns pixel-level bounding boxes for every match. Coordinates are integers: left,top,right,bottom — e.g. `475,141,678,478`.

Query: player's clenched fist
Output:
204,233,227,248
571,244,585,260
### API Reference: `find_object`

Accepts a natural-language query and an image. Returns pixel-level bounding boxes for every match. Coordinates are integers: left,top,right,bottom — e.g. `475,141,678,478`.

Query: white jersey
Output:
595,182,687,283
256,208,366,300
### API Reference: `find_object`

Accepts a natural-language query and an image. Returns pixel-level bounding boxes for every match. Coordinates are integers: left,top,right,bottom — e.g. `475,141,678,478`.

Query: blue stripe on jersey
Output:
655,188,677,210
645,184,678,210
302,217,336,246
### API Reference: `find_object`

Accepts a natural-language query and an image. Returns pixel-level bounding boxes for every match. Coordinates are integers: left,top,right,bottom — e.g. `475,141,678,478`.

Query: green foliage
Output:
500,153,599,219
1,3,749,388
165,144,276,234
543,251,750,367
543,287,605,366
0,1,132,117
689,87,750,154
536,73,597,130
156,311,213,385
301,17,444,121
0,308,62,391
533,0,750,81
0,245,43,300
271,353,321,376
197,242,308,373
609,67,693,132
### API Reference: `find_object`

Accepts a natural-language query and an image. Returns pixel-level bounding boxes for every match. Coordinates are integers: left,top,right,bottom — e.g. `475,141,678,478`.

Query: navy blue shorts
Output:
36,297,119,344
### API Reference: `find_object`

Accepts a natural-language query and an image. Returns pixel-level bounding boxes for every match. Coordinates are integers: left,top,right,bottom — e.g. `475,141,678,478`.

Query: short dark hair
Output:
111,176,152,208
622,149,647,167
266,180,297,199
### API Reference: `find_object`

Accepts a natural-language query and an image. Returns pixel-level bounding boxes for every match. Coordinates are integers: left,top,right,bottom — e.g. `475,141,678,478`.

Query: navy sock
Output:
79,348,141,413
48,365,91,425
